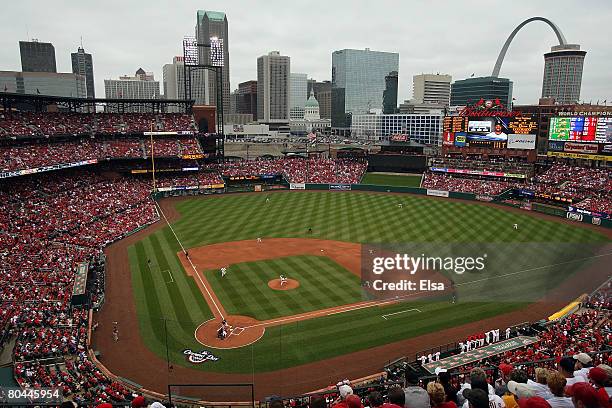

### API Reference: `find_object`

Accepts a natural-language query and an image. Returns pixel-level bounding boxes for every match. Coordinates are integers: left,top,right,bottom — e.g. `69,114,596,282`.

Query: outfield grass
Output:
128,191,608,373
205,255,365,321
361,172,423,187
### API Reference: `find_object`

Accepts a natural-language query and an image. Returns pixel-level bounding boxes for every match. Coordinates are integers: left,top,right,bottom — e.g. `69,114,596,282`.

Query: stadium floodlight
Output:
210,36,224,67
183,36,198,65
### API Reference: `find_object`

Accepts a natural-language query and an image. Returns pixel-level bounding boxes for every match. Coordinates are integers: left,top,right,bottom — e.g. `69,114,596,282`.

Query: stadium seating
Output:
422,173,515,195
0,135,203,171
220,158,368,184
0,111,197,138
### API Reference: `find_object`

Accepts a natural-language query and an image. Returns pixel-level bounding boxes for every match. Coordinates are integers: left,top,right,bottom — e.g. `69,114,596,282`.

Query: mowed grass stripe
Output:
148,233,195,331
129,191,608,373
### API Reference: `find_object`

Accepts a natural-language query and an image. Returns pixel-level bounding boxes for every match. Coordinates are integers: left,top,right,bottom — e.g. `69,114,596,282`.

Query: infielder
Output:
221,267,227,277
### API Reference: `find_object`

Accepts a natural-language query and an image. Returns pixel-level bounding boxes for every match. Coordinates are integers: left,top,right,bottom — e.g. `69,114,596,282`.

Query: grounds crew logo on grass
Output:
183,349,220,364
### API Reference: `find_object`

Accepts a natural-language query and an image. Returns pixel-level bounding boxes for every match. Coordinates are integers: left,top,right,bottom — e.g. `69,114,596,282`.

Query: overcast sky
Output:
1,0,611,105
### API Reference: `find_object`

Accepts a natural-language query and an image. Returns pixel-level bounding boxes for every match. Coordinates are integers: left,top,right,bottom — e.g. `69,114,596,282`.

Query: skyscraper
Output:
412,74,452,105
20,40,57,73
237,80,257,118
195,10,230,114
383,71,398,114
450,76,513,107
331,48,399,128
162,56,185,112
541,44,586,104
257,51,290,123
104,68,160,112
71,47,95,98
290,73,308,120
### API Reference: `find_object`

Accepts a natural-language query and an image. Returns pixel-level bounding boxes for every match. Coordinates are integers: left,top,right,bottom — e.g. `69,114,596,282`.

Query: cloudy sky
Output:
1,0,611,105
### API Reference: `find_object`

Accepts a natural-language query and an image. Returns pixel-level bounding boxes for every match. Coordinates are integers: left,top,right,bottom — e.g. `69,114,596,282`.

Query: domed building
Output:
289,90,331,134
304,90,320,121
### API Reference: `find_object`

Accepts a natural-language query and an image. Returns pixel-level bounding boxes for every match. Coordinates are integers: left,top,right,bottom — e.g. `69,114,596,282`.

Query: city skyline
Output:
1,0,611,105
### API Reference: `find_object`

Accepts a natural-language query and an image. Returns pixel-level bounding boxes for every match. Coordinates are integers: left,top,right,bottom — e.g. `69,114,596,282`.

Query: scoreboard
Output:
443,115,536,149
549,116,609,143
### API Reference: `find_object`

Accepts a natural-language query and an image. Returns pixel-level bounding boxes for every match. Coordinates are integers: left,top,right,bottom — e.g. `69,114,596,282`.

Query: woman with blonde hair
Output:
428,381,457,408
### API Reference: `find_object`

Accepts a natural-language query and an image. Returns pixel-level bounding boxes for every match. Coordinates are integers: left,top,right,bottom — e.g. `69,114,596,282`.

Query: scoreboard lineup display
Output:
443,115,537,149
549,116,612,143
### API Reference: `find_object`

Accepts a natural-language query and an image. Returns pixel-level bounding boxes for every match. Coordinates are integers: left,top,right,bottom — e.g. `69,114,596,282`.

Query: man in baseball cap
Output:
574,353,594,379
587,367,609,407
565,382,601,408
517,396,551,408
507,381,536,399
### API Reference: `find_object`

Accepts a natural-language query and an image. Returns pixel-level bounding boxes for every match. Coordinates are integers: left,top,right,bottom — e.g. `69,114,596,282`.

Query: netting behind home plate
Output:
168,383,255,406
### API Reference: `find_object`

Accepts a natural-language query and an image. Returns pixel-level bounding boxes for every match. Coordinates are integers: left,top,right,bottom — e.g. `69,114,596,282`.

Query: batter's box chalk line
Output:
232,327,245,336
162,269,174,283
381,308,422,320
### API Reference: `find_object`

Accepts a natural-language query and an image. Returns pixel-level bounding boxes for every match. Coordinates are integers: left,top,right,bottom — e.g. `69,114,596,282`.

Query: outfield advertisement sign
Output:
568,206,610,220
426,189,449,198
290,183,306,190
566,212,584,222
422,336,538,373
330,184,351,191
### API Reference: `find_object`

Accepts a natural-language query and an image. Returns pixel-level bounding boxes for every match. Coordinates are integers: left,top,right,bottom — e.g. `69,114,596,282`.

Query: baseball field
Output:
112,189,611,384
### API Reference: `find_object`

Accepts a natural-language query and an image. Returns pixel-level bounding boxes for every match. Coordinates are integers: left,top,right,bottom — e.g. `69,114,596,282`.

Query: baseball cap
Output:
597,364,612,378
508,381,536,399
346,394,363,408
131,396,146,408
463,388,489,408
587,367,608,384
573,353,593,365
565,382,599,407
339,384,353,398
517,396,551,408
499,363,513,376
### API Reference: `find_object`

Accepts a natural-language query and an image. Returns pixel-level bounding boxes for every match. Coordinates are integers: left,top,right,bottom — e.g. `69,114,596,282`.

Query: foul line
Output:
382,308,421,320
154,201,224,319
455,250,612,288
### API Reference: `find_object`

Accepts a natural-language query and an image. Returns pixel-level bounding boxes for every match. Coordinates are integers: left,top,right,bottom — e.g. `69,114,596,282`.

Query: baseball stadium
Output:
0,89,610,407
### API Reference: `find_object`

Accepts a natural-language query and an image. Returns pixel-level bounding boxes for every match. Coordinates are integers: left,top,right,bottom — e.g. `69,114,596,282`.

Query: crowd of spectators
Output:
431,156,534,177
0,111,197,137
0,135,203,171
219,158,368,184
422,173,516,196
0,171,160,404
154,171,224,189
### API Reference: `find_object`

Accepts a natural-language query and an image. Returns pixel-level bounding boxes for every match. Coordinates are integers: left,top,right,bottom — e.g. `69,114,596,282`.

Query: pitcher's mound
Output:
268,278,300,291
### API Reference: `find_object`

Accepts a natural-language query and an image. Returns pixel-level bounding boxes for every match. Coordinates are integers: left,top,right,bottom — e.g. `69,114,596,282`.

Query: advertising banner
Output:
290,183,306,190
547,152,612,162
548,141,566,152
507,134,536,150
564,142,599,154
426,189,449,198
329,184,351,191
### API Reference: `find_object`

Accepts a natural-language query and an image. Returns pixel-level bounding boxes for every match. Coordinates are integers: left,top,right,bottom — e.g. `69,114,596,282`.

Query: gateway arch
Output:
492,17,567,77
